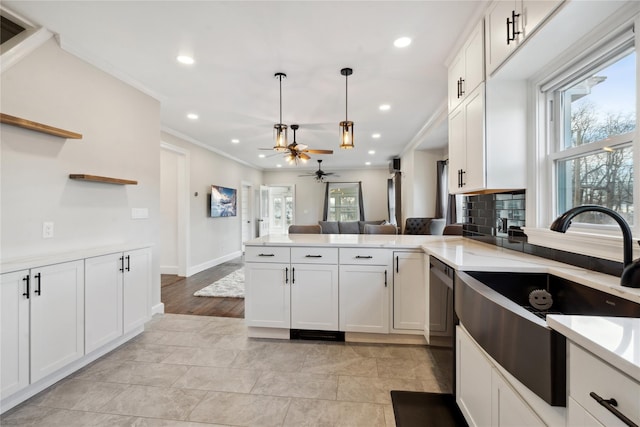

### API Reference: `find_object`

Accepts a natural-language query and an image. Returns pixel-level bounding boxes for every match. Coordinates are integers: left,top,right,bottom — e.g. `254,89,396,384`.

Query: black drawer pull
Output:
590,392,638,427
305,255,322,258
119,256,124,272
22,276,30,299
384,270,387,287
125,255,131,272
258,253,275,257
34,273,41,296
355,255,373,259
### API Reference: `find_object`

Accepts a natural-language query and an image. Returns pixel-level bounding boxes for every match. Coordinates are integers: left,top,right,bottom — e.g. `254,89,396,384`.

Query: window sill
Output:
523,227,639,263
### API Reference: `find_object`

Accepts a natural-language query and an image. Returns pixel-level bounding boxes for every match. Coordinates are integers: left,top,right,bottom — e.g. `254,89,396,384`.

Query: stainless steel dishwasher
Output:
429,255,456,394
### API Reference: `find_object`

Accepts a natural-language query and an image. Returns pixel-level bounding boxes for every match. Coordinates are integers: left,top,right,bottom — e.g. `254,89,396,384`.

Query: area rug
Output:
193,268,244,298
390,391,468,427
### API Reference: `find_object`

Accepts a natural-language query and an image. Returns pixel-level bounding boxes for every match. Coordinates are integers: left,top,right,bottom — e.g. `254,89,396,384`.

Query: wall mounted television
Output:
211,185,237,217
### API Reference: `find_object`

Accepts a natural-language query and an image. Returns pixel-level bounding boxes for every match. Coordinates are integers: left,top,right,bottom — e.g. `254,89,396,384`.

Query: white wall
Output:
160,148,179,273
160,132,263,275
1,39,162,308
401,149,444,224
263,167,391,224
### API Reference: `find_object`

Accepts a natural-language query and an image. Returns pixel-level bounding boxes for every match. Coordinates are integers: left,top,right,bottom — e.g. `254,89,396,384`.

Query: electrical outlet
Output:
42,222,54,239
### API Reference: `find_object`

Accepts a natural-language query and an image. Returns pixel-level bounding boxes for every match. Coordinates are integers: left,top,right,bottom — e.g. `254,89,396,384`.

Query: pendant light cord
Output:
279,75,283,124
345,73,348,122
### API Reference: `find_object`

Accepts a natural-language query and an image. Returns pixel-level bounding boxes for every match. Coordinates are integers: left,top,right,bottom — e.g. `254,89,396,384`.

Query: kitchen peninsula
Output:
245,234,640,427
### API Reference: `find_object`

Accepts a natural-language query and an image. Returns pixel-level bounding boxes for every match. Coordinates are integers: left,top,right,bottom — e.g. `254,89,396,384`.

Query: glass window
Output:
326,182,361,221
551,48,636,227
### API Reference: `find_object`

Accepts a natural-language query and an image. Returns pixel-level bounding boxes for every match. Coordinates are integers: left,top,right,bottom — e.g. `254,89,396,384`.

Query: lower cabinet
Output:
245,262,291,328
339,264,389,333
1,270,30,400
122,248,151,333
393,251,424,331
457,325,545,427
567,397,604,427
290,263,339,331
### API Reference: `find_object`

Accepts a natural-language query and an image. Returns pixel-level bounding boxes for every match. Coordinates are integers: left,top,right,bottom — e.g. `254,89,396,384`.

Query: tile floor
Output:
1,314,453,426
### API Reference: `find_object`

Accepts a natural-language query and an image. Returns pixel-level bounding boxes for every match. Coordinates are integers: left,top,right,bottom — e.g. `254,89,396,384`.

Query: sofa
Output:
318,220,388,234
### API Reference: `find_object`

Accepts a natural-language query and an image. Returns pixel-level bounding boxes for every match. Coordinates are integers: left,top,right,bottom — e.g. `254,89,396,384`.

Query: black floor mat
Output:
390,391,468,427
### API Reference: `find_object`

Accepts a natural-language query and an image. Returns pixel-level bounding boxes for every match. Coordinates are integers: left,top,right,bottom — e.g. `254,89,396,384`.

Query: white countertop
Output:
547,315,640,382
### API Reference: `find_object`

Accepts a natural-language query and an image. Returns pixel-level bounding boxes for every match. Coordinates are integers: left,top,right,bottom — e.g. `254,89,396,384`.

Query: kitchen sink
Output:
455,271,640,407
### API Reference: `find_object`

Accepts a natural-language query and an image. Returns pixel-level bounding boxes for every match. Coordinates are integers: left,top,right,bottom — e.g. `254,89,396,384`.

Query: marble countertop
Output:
547,315,640,382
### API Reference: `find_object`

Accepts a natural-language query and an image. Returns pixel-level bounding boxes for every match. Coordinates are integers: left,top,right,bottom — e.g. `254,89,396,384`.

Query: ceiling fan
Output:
299,159,337,182
261,124,333,164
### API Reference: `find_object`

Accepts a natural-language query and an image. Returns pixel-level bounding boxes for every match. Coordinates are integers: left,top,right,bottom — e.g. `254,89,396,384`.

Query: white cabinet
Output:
567,397,604,427
290,248,339,331
485,0,563,76
245,247,290,329
448,83,485,193
30,260,84,383
567,342,640,427
457,325,544,427
339,248,390,334
448,20,484,112
1,270,30,399
392,251,424,331
122,248,151,333
85,247,151,354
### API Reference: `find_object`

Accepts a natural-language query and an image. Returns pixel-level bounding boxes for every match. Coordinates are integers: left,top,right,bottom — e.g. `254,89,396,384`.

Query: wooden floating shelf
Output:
69,174,138,185
1,113,82,139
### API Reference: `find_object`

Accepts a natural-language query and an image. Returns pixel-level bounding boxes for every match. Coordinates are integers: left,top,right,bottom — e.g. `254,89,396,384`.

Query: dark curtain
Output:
436,160,457,225
357,181,365,221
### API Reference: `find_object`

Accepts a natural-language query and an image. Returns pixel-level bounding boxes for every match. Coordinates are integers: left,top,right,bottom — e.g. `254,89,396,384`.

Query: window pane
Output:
327,183,360,221
557,144,634,225
563,52,636,150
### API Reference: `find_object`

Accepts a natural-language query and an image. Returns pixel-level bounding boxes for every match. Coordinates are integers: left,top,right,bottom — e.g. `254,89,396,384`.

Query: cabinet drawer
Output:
569,343,640,426
339,248,389,265
245,246,290,263
291,247,338,264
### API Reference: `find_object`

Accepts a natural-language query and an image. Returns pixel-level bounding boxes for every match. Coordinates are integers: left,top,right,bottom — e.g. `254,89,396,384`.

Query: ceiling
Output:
3,1,486,172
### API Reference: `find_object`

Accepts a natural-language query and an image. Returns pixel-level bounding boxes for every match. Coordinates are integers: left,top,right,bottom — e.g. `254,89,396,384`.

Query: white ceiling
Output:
4,1,486,172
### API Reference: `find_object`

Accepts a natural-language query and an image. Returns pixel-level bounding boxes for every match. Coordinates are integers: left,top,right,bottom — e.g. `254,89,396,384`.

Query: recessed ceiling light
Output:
231,139,240,144
365,161,371,166
368,150,376,155
379,104,391,111
276,164,282,168
258,154,266,158
177,55,194,65
394,37,412,48
372,133,381,139
187,113,199,120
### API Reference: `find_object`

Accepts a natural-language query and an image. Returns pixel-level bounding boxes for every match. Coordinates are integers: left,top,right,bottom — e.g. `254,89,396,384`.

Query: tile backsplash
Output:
461,189,623,276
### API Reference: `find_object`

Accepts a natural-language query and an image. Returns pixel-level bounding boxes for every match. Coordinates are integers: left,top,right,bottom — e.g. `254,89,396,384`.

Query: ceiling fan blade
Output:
306,149,334,154
299,152,311,161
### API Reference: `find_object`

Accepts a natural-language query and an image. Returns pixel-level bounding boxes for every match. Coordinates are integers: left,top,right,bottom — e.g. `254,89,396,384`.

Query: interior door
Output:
258,185,270,237
241,184,252,250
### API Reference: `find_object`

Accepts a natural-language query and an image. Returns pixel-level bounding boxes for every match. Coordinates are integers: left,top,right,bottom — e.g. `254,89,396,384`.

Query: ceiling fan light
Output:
274,124,288,151
299,152,311,161
340,120,354,149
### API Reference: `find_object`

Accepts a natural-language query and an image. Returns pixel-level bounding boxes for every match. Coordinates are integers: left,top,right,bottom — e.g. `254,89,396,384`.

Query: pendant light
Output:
273,72,288,151
339,67,354,149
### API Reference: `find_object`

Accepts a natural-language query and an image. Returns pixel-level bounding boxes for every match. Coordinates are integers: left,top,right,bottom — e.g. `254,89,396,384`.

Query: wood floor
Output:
161,256,244,318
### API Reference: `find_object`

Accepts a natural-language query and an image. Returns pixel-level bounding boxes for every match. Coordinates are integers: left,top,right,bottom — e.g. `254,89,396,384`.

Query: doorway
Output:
260,185,295,235
241,182,253,251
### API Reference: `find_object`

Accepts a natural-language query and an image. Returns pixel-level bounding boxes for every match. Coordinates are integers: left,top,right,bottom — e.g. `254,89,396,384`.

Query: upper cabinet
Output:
485,0,563,76
448,21,485,113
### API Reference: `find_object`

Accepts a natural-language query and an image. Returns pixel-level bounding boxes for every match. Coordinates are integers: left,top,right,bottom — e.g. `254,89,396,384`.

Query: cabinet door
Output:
448,103,466,193
567,397,605,427
85,253,123,353
522,0,562,38
123,248,151,333
448,52,465,113
485,0,518,76
463,20,485,96
339,265,389,333
290,264,339,330
30,260,84,383
456,326,492,427
245,263,290,328
492,368,545,427
1,270,30,399
462,84,486,192
393,252,424,331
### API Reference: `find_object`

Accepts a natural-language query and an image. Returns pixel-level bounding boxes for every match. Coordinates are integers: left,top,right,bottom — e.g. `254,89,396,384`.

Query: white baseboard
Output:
151,302,165,315
160,265,179,275
187,250,243,277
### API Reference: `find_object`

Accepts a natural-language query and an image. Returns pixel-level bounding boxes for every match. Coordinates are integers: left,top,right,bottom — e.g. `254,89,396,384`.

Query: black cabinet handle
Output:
34,273,41,296
459,78,465,97
396,256,399,273
126,255,131,272
119,256,124,272
258,253,275,257
384,270,388,287
292,267,295,284
305,255,322,258
590,392,638,427
507,10,521,45
22,275,30,299
355,255,373,259
506,16,511,44
456,78,461,98
285,267,289,284
461,170,466,187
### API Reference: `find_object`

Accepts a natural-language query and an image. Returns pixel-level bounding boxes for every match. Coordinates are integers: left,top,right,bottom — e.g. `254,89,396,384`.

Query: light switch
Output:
43,222,54,238
131,208,149,219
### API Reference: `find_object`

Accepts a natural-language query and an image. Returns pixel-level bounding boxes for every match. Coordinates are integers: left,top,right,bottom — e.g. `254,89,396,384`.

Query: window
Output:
324,182,364,221
546,31,636,229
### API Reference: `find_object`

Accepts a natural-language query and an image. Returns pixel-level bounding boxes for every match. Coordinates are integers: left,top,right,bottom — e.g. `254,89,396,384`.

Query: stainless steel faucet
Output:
550,205,639,288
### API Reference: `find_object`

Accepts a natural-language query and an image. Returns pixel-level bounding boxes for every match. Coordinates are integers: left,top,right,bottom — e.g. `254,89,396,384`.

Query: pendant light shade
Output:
273,72,288,151
339,68,354,149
